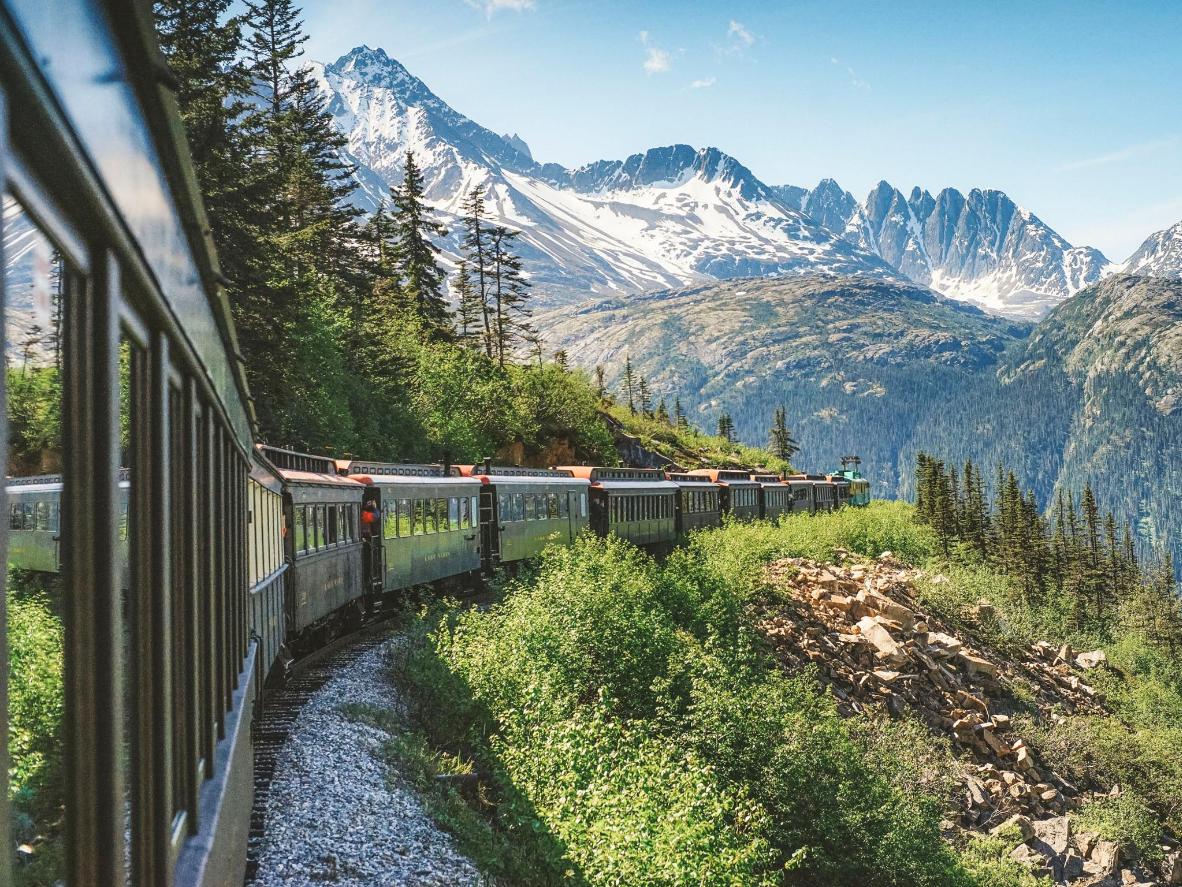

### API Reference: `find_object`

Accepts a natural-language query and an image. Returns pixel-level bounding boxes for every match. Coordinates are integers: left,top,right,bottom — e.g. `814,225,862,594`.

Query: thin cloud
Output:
639,31,672,75
690,77,716,89
464,0,535,15
831,56,870,90
728,20,755,48
1055,136,1179,173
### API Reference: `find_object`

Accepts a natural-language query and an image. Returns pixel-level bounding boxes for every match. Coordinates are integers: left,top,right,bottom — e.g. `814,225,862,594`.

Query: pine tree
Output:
637,377,653,417
656,398,670,424
454,260,482,347
388,150,451,337
623,357,637,415
459,186,493,359
674,397,689,430
717,412,735,443
553,350,569,371
488,225,533,366
768,405,800,464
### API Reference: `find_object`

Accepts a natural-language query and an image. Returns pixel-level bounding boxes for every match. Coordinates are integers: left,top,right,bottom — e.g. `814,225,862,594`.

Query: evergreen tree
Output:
768,405,800,464
553,350,569,371
656,398,670,424
637,377,652,417
674,397,689,430
623,357,637,415
387,151,451,337
717,412,735,443
488,225,533,366
454,260,482,347
459,186,493,359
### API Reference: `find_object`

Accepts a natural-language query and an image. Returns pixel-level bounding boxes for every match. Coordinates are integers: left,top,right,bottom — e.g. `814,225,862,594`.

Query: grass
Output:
388,505,1051,886
605,403,792,474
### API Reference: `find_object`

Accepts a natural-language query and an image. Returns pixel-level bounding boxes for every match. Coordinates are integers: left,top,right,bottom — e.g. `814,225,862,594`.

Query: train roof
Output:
257,444,338,475
593,480,679,492
750,473,785,484
686,468,760,485
347,473,481,489
557,466,666,482
786,473,834,483
335,460,457,478
456,465,576,479
665,472,717,484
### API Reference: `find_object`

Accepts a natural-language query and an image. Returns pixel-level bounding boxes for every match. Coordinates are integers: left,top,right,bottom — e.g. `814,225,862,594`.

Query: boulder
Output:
1164,850,1182,885
990,814,1034,842
1032,816,1071,856
1075,649,1107,670
958,651,998,679
1087,839,1120,878
855,616,906,666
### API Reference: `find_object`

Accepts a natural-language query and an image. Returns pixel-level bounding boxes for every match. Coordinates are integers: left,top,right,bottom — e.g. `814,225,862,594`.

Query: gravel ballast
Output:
248,635,485,886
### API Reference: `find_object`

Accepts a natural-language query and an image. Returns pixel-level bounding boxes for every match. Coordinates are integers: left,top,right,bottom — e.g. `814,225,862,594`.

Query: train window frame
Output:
396,498,411,536
449,497,460,531
436,498,448,532
470,497,478,528
512,492,523,522
459,496,470,529
547,492,558,520
558,493,568,519
295,505,307,554
327,504,338,546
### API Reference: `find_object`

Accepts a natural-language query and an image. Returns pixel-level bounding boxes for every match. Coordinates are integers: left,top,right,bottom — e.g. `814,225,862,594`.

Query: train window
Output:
449,497,460,531
459,497,470,529
436,498,449,532
498,494,510,523
295,506,307,553
471,497,479,527
9,503,20,530
511,493,523,521
558,493,568,518
547,492,558,520
424,499,438,534
396,499,411,536
327,504,339,545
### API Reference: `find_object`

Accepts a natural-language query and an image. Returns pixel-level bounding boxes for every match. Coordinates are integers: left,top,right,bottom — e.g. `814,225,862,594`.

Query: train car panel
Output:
7,477,63,573
461,468,590,565
248,457,288,687
686,468,762,521
752,474,795,522
355,474,483,591
282,470,366,631
559,466,678,548
667,472,722,534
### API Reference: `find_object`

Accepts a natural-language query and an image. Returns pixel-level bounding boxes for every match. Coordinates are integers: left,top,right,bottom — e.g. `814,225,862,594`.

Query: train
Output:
9,447,869,674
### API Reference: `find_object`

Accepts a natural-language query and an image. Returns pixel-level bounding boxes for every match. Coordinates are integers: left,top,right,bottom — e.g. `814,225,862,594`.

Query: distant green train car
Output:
832,457,871,507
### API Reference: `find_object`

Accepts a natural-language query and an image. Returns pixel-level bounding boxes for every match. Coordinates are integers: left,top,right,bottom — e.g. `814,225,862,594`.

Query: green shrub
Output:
1074,793,1164,866
957,833,1053,887
7,579,65,886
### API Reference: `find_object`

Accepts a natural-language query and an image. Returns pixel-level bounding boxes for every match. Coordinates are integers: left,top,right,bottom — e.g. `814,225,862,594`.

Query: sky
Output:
299,0,1182,261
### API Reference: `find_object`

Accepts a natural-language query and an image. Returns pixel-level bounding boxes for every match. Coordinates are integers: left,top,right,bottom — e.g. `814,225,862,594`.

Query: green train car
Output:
833,456,872,507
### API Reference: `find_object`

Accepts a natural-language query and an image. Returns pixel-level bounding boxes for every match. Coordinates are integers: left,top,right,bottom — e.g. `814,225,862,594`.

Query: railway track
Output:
243,621,397,884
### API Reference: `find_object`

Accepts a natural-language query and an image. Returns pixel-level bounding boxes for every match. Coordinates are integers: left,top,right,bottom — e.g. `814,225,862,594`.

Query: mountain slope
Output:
312,46,900,301
793,179,1110,318
1118,221,1182,279
535,275,1030,489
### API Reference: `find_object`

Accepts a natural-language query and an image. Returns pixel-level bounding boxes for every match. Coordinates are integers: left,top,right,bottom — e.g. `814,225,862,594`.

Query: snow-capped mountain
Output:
310,46,902,300
312,45,1131,318
790,179,1110,318
1118,221,1182,279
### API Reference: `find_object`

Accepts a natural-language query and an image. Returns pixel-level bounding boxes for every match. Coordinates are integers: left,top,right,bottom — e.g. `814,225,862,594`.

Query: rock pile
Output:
755,552,1177,886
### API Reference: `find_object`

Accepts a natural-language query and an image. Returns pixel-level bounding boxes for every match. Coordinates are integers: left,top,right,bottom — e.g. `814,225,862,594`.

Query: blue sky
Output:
300,0,1182,260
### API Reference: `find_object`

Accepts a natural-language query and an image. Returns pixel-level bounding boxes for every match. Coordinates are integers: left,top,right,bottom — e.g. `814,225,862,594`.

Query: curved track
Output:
243,622,396,884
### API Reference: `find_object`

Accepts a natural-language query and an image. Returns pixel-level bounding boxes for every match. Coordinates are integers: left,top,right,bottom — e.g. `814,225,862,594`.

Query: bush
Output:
1074,793,1164,866
397,529,999,886
7,577,65,885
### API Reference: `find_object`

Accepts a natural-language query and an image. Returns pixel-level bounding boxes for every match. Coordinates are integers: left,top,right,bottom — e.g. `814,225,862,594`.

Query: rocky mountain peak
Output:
1120,220,1182,279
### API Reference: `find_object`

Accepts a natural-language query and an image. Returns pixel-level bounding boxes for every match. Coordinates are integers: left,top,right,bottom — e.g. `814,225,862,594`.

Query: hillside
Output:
535,274,1031,494
388,504,1182,886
